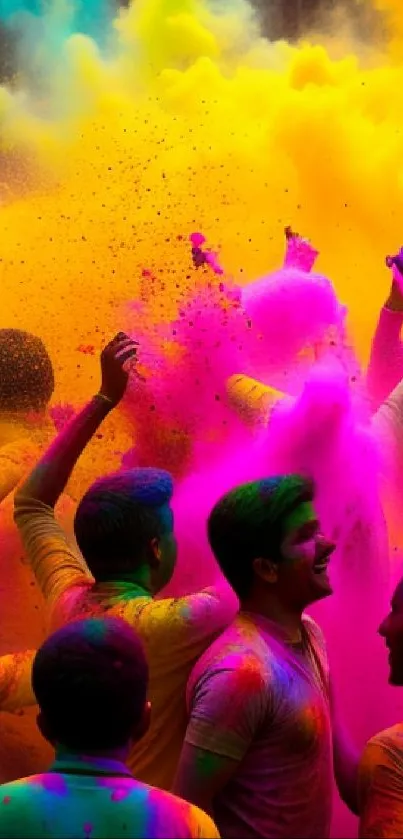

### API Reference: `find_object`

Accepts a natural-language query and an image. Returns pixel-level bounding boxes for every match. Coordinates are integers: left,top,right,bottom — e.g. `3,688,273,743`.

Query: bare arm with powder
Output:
15,333,138,510
367,263,403,409
13,333,138,607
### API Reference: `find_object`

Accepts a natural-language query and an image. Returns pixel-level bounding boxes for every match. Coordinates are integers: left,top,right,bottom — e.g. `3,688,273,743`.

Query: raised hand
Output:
99,332,139,407
385,248,403,312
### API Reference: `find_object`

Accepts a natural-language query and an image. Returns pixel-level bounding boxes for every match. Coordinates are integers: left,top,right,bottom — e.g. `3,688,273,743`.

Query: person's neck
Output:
95,570,152,594
55,744,130,765
241,594,304,643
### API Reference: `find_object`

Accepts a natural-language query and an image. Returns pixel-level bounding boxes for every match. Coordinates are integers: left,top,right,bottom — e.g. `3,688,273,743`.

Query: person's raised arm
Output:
368,257,403,409
16,332,138,509
13,334,138,610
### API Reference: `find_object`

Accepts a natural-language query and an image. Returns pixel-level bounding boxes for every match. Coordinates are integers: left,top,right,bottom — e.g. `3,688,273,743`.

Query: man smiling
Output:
174,475,357,838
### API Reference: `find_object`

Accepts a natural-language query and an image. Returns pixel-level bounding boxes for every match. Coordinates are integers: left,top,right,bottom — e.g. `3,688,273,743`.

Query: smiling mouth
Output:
313,560,330,575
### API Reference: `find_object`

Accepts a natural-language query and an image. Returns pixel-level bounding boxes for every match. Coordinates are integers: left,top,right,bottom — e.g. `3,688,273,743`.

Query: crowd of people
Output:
1,242,403,839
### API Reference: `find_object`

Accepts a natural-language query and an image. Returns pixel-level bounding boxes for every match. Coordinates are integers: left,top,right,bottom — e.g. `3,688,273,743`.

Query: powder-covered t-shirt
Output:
185,612,333,839
359,723,403,838
0,755,220,839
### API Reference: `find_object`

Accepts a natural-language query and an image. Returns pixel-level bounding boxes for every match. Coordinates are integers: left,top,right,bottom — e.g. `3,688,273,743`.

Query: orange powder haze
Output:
1,0,403,490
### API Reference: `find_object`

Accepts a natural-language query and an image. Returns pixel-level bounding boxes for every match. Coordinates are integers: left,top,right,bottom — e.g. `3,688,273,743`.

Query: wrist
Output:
385,297,403,314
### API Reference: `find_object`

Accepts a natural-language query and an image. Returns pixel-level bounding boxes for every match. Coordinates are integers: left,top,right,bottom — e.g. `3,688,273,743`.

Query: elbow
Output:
13,485,36,524
13,488,25,520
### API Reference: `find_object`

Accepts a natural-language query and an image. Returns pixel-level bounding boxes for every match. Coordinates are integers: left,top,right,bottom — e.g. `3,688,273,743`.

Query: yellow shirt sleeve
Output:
14,495,92,610
119,585,236,662
0,650,36,712
0,439,39,503
359,726,403,838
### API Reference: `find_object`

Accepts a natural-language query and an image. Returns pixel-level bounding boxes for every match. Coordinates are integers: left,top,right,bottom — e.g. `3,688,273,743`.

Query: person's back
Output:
14,333,236,789
48,567,233,789
0,768,217,839
0,616,219,839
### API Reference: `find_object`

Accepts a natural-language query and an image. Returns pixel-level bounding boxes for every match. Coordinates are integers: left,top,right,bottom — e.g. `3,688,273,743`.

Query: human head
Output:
74,467,176,593
208,475,335,611
379,578,403,686
33,617,150,754
0,329,54,414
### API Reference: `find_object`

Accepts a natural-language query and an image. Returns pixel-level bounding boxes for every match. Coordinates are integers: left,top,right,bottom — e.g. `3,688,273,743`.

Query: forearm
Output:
17,395,113,508
372,376,403,467
334,734,360,815
368,307,403,408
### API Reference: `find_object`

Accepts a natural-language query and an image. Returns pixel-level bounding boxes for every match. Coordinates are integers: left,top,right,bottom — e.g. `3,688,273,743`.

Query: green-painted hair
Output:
207,475,314,598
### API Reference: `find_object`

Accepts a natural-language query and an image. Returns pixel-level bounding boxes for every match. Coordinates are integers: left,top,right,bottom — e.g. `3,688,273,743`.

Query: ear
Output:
253,556,279,584
131,701,151,743
36,711,54,746
147,537,162,569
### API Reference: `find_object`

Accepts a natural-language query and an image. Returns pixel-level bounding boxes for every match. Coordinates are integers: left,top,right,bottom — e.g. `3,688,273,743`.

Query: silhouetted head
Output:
0,329,54,414
379,578,403,687
33,617,150,754
74,468,176,594
208,475,335,611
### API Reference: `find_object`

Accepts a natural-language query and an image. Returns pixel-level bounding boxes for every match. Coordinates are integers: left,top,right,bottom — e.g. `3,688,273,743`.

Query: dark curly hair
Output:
0,329,54,413
208,475,314,598
32,617,148,751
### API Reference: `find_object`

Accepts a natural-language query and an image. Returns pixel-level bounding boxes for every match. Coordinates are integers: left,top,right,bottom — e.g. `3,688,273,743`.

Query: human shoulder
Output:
302,613,325,642
359,725,403,838
187,615,269,704
0,775,39,808
0,437,40,503
359,724,403,807
129,783,219,838
362,723,403,770
130,584,236,643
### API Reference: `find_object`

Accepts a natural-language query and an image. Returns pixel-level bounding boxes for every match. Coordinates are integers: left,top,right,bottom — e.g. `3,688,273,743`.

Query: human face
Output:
379,580,403,686
277,502,335,609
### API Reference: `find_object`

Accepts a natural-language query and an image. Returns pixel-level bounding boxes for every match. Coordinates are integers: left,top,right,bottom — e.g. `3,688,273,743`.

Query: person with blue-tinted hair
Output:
13,332,236,793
